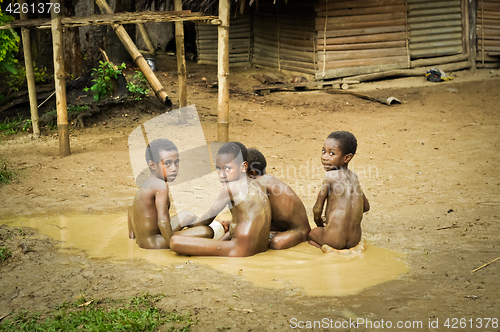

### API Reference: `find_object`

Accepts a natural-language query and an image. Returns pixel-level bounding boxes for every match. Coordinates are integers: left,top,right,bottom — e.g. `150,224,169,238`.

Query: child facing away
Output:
308,131,370,254
169,142,272,257
128,138,213,249
246,148,310,250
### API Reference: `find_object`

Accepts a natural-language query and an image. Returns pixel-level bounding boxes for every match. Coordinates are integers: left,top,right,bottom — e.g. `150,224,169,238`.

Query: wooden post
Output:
137,23,156,55
19,0,40,137
51,0,70,156
95,0,172,110
469,0,477,71
217,0,230,142
174,0,187,123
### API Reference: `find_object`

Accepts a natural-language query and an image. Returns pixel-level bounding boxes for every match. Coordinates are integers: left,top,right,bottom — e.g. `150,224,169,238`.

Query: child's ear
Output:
343,153,354,164
241,161,248,173
148,160,157,171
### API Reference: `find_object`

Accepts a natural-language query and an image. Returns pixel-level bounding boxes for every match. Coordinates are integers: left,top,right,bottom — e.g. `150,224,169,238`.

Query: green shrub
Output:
8,64,51,92
0,11,19,74
127,71,150,100
84,61,126,101
0,116,23,135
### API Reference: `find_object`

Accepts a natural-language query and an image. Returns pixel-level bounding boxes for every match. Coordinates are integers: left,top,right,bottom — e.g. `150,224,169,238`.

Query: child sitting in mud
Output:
246,148,310,250
128,138,213,249
308,131,370,254
169,142,272,257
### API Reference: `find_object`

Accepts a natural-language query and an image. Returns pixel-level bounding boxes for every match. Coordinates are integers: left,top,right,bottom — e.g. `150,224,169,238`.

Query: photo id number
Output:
443,318,498,329
5,2,61,14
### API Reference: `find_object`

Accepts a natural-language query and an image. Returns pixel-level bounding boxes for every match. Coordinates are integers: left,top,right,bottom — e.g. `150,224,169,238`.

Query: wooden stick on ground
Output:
0,312,10,321
472,256,500,273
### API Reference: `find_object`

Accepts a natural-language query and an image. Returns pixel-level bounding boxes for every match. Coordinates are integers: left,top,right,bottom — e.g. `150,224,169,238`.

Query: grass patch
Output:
68,105,90,113
0,161,15,185
0,294,194,332
0,116,23,135
0,247,11,262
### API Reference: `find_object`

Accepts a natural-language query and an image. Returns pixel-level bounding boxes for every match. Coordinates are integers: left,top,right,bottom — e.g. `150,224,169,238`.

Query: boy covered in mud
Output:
169,142,272,257
308,131,370,254
128,138,213,249
246,148,310,249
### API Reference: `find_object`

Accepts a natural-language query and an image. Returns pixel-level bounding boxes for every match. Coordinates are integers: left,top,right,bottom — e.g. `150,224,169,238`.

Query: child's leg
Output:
128,205,135,239
175,226,213,238
171,211,197,228
170,235,249,257
270,228,308,250
307,226,325,248
138,234,169,249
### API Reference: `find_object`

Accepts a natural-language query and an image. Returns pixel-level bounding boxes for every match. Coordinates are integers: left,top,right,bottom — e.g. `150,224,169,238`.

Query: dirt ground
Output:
1,58,499,331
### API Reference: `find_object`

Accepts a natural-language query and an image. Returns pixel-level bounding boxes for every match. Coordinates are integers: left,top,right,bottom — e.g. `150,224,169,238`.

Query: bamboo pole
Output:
137,23,156,55
217,0,230,142
174,0,187,124
50,0,70,156
95,0,172,110
19,0,40,137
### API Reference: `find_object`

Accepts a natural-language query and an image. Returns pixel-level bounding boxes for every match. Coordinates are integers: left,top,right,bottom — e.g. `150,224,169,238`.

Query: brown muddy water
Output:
3,212,408,296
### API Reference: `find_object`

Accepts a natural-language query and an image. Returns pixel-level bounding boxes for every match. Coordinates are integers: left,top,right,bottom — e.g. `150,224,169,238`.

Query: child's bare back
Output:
128,139,212,249
308,131,370,252
319,169,364,249
252,174,310,249
131,177,174,249
247,148,310,249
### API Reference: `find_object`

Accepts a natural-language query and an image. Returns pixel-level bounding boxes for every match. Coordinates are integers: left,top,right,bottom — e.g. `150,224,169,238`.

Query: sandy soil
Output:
1,58,499,331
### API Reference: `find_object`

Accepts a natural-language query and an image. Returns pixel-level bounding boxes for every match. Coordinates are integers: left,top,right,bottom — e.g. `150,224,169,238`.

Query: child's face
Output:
321,138,351,170
155,149,179,182
216,153,247,185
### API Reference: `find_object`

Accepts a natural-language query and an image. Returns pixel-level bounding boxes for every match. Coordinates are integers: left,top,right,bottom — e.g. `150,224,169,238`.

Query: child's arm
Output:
312,180,329,227
189,189,230,227
363,193,370,213
155,189,176,242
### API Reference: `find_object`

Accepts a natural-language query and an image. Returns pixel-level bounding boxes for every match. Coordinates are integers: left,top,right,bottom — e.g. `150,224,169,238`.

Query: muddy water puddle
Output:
3,212,407,296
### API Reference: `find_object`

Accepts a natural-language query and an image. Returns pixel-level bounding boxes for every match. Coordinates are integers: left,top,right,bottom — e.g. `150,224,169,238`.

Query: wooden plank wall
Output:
314,0,409,80
477,0,500,68
408,0,463,59
196,13,251,65
252,0,316,75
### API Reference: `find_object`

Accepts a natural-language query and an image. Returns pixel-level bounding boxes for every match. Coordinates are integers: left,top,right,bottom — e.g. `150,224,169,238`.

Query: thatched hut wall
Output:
477,0,500,68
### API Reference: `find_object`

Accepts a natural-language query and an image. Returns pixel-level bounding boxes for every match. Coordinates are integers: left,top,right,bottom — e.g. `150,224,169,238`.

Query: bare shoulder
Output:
141,176,169,191
324,169,344,183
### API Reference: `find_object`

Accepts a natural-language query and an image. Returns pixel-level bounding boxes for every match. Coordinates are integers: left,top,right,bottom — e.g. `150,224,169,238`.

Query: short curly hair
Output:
217,142,248,163
247,148,267,176
327,131,357,155
145,139,178,163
